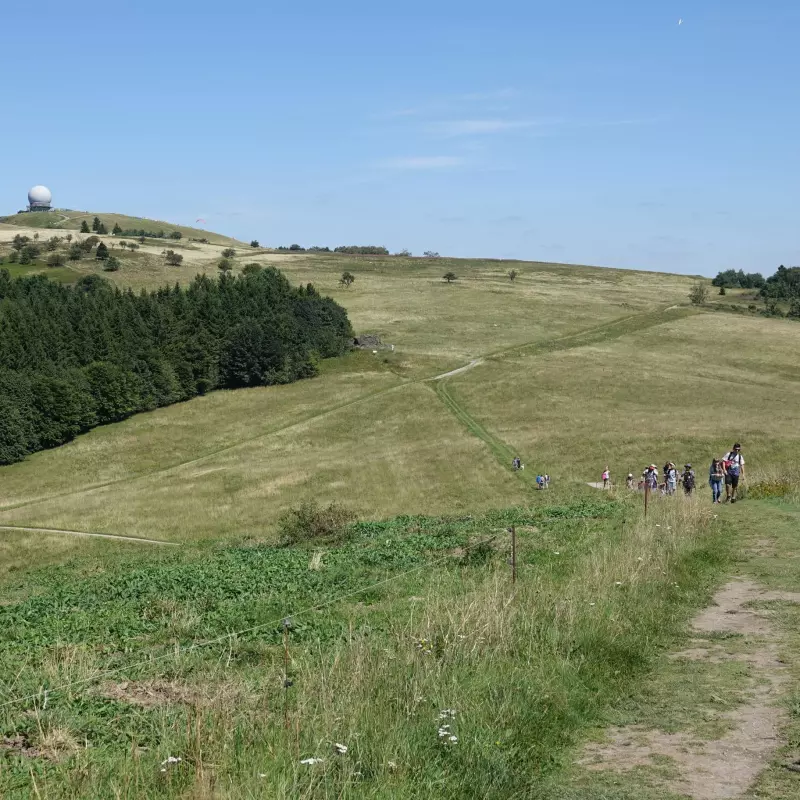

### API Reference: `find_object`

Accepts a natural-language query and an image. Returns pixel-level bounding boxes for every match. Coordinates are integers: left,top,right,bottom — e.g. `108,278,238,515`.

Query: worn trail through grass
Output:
430,306,698,483
0,304,694,520
0,525,177,546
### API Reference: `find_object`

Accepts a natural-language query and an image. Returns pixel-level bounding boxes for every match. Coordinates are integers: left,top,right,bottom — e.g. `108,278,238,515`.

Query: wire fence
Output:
0,532,507,713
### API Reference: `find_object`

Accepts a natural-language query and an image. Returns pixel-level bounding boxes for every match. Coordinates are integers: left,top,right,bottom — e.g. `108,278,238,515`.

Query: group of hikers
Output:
616,443,746,504
512,457,550,489
514,443,746,505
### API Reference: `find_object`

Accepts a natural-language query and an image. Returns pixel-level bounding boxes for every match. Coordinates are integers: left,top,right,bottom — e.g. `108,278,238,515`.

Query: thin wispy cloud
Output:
379,88,520,120
460,88,519,101
431,119,552,137
380,156,465,170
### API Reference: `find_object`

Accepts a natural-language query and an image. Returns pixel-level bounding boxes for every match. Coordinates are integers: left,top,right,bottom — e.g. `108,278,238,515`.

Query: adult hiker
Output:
644,464,658,491
544,474,550,489
602,466,610,489
536,474,544,489
709,457,725,504
664,461,678,495
512,456,521,471
723,443,746,503
682,463,696,495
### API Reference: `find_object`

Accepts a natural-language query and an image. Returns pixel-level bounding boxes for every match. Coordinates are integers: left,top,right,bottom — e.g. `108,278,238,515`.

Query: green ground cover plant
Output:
0,495,729,798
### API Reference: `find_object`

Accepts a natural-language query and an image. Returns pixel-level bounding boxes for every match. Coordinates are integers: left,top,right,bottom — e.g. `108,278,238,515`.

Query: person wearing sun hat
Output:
682,463,696,495
723,443,746,503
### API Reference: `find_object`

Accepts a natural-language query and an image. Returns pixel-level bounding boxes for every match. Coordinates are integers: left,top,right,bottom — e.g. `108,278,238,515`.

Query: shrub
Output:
443,271,457,283
47,253,65,267
19,245,39,265
278,501,356,545
164,250,184,266
747,479,793,500
250,240,260,248
221,248,236,259
339,271,355,288
689,283,709,305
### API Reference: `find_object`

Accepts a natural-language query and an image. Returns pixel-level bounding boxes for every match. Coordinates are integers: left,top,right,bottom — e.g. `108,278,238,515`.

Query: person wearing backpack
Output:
709,458,725,504
724,443,746,503
682,464,696,495
665,463,678,496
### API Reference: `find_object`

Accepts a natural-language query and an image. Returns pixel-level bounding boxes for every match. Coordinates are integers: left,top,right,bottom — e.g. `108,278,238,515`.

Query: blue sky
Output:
3,0,799,274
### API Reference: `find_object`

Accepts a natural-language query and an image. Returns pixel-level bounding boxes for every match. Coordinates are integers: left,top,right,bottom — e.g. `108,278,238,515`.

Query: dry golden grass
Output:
451,311,800,481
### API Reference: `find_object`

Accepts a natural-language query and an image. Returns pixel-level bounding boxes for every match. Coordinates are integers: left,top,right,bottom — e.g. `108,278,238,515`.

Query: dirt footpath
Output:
578,578,800,799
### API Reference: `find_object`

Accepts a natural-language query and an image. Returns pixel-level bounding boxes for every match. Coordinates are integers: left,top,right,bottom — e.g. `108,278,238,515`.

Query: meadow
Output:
0,215,798,797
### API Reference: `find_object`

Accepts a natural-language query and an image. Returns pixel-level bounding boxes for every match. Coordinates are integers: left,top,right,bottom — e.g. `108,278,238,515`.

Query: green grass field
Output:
0,211,243,246
0,214,798,797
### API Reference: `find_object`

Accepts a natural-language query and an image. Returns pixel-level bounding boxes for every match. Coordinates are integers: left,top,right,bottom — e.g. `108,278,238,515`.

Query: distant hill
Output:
0,210,243,246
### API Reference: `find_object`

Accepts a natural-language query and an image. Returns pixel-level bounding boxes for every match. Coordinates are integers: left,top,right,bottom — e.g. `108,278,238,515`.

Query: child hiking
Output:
682,464,696,496
665,463,678,496
602,466,610,489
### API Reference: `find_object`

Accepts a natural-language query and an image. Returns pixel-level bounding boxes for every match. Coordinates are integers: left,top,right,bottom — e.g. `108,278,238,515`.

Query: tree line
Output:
712,265,800,316
0,267,353,464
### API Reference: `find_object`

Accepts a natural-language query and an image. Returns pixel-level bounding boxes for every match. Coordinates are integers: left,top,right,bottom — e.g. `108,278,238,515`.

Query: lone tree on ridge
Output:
339,271,355,288
443,271,457,283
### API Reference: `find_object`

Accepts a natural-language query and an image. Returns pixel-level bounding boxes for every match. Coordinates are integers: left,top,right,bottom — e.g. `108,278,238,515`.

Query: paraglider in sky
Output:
196,218,207,224
678,18,683,25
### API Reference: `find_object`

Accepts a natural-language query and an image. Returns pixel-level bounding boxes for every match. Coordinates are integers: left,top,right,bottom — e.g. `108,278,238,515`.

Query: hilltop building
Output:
26,185,53,211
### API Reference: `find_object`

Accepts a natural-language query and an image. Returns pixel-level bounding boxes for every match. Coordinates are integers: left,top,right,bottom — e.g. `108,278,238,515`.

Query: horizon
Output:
3,0,800,277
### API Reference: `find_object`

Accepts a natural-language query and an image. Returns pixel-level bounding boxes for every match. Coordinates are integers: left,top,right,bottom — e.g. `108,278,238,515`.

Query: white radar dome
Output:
28,185,52,206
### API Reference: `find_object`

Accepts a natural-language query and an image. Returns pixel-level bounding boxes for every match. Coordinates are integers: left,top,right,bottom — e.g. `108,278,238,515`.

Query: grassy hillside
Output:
0,210,243,246
0,232,798,797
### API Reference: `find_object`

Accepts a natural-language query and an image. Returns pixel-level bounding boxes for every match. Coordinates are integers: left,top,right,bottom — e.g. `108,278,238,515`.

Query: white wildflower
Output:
438,709,457,719
449,735,458,743
259,773,267,778
388,761,398,770
334,743,348,755
300,757,324,765
589,602,596,606
554,551,560,555
615,581,623,586
161,756,182,766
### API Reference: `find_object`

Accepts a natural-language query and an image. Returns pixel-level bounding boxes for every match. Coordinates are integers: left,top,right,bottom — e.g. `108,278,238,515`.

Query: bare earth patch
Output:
97,679,248,709
578,579,800,799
